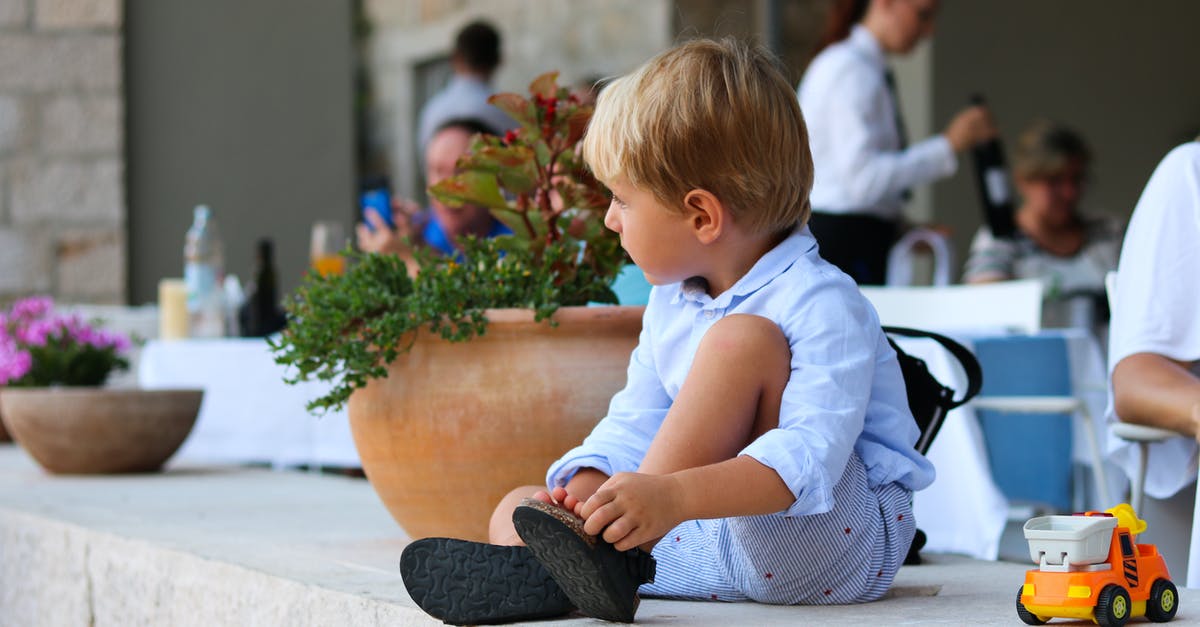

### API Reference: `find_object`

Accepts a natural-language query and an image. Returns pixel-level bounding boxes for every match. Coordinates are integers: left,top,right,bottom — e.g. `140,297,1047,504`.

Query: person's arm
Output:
544,306,671,491
820,71,958,207
579,456,793,551
1112,352,1200,438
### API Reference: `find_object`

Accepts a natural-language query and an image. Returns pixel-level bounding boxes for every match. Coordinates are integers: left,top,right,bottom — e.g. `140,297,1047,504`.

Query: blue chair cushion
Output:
973,335,1074,512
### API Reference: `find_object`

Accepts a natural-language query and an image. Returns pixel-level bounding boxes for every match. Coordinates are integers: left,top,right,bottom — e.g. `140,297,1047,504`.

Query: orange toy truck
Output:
1017,504,1178,626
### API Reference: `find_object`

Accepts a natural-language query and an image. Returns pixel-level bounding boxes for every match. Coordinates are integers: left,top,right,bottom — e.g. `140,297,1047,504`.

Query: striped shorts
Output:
641,453,914,604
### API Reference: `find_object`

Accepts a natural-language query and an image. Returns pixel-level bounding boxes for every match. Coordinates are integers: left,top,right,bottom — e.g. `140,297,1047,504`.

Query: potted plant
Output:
0,296,202,473
272,73,643,542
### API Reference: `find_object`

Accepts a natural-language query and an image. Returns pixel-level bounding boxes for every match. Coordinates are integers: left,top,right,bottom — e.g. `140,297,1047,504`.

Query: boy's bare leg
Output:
638,313,790,475
490,485,545,545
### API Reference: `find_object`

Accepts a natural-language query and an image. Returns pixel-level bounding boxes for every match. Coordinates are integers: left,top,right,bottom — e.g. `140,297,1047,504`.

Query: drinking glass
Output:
310,220,347,276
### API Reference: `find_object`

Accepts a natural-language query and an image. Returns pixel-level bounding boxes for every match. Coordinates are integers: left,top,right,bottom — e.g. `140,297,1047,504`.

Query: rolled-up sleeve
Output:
546,320,671,488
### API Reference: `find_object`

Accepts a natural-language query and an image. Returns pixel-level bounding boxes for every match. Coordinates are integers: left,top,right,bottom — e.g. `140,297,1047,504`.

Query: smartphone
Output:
360,176,395,231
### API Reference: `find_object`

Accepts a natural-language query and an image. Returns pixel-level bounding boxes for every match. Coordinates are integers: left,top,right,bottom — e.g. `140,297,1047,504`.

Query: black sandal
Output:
512,499,656,623
399,537,574,625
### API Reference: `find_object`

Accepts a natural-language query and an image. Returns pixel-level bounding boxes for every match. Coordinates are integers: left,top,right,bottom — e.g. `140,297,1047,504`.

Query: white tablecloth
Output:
141,331,1111,561
139,338,358,468
906,329,1116,560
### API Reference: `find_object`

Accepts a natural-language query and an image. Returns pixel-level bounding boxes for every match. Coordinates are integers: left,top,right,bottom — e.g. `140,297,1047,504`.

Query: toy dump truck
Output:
1017,504,1178,626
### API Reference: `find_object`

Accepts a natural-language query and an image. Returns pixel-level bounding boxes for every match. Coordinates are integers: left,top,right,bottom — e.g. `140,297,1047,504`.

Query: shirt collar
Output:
671,226,817,308
848,24,886,69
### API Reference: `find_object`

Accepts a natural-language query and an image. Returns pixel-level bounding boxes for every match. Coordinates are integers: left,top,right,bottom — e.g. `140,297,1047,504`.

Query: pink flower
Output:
10,296,53,322
1,296,132,386
0,336,31,385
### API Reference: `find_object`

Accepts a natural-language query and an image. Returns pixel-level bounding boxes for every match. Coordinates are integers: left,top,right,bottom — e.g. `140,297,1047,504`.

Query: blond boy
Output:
401,38,933,624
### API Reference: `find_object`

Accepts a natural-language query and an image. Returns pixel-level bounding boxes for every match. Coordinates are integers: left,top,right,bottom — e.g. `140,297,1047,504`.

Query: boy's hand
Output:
579,472,684,551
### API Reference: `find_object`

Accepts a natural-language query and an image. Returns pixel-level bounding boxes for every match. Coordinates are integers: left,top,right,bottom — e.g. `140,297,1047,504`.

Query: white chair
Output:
1103,270,1178,514
886,227,956,287
861,278,1112,509
860,278,1044,335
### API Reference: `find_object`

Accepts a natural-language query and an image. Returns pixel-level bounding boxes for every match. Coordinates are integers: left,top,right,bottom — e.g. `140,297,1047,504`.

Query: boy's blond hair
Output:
583,38,813,235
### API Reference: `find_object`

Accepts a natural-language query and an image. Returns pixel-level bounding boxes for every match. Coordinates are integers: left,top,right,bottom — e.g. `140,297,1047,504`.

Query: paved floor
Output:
0,444,1197,625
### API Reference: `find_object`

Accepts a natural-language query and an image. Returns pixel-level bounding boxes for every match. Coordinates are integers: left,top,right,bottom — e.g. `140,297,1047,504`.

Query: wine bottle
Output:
238,238,286,337
968,95,1016,239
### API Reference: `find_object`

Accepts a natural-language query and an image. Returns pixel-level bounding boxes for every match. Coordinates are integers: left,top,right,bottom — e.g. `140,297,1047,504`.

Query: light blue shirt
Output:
547,227,935,517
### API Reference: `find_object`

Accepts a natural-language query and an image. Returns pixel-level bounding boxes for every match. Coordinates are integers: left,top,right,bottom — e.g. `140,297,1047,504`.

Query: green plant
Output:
272,73,626,413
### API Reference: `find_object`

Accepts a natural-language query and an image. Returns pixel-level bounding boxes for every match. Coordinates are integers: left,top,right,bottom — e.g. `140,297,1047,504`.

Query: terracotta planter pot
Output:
0,408,10,443
0,388,203,474
348,305,643,542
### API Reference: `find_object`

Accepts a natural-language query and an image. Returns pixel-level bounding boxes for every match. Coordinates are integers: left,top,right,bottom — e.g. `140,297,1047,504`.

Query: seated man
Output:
1108,139,1200,500
356,118,510,269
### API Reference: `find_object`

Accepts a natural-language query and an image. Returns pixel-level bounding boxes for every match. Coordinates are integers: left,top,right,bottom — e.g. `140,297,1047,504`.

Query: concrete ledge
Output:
1,444,1197,626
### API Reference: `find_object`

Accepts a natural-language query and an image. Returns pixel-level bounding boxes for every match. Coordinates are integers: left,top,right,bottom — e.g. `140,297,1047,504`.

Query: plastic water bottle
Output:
184,205,226,337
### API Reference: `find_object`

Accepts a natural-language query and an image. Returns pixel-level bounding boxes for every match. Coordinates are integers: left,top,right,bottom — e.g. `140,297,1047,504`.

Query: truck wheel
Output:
1095,584,1131,627
1015,586,1047,625
1146,579,1179,622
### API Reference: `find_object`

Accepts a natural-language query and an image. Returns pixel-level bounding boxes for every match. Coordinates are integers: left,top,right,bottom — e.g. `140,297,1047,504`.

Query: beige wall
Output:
931,0,1200,273
0,0,124,304
364,0,673,202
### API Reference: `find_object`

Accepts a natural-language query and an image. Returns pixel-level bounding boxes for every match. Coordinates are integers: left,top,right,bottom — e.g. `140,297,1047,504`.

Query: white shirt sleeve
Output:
799,34,956,219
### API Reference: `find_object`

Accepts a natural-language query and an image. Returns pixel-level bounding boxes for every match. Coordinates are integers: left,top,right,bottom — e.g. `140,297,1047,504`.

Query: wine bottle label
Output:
985,167,1011,206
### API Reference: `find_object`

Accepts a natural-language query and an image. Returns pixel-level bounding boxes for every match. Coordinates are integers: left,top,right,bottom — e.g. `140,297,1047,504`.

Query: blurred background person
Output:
798,0,996,285
1107,139,1200,502
416,20,516,150
357,118,510,270
963,120,1123,330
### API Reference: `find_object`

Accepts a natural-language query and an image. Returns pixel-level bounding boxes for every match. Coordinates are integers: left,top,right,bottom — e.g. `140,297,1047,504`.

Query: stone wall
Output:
363,0,673,202
0,0,124,305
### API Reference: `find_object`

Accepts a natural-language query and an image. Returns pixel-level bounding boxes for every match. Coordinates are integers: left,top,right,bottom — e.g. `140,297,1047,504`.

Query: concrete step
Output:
1,444,1196,625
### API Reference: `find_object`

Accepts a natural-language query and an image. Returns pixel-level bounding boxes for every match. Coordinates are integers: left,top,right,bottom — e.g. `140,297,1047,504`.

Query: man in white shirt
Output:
1108,141,1200,500
416,20,516,150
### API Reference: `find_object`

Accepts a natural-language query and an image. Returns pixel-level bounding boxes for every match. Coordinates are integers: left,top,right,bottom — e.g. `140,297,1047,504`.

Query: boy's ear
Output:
682,189,727,245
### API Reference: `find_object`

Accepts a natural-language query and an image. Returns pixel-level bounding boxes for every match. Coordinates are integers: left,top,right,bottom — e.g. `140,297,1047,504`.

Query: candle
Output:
158,278,189,340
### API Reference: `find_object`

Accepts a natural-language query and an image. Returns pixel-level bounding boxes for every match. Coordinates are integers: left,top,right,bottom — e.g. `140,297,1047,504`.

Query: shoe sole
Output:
399,537,573,625
512,500,654,623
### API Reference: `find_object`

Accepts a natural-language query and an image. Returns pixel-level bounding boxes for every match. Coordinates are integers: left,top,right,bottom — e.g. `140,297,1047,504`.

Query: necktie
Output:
883,67,909,149
883,67,912,202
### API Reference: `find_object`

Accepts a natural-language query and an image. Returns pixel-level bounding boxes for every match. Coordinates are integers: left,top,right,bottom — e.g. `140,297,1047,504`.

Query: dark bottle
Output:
969,95,1016,239
239,238,287,337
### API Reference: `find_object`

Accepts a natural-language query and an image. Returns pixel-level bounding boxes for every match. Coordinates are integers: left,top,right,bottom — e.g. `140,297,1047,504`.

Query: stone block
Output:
11,157,124,224
0,33,119,91
0,225,52,291
41,93,121,154
0,512,93,626
55,227,124,301
0,0,28,28
0,94,30,156
0,226,51,292
35,0,119,29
